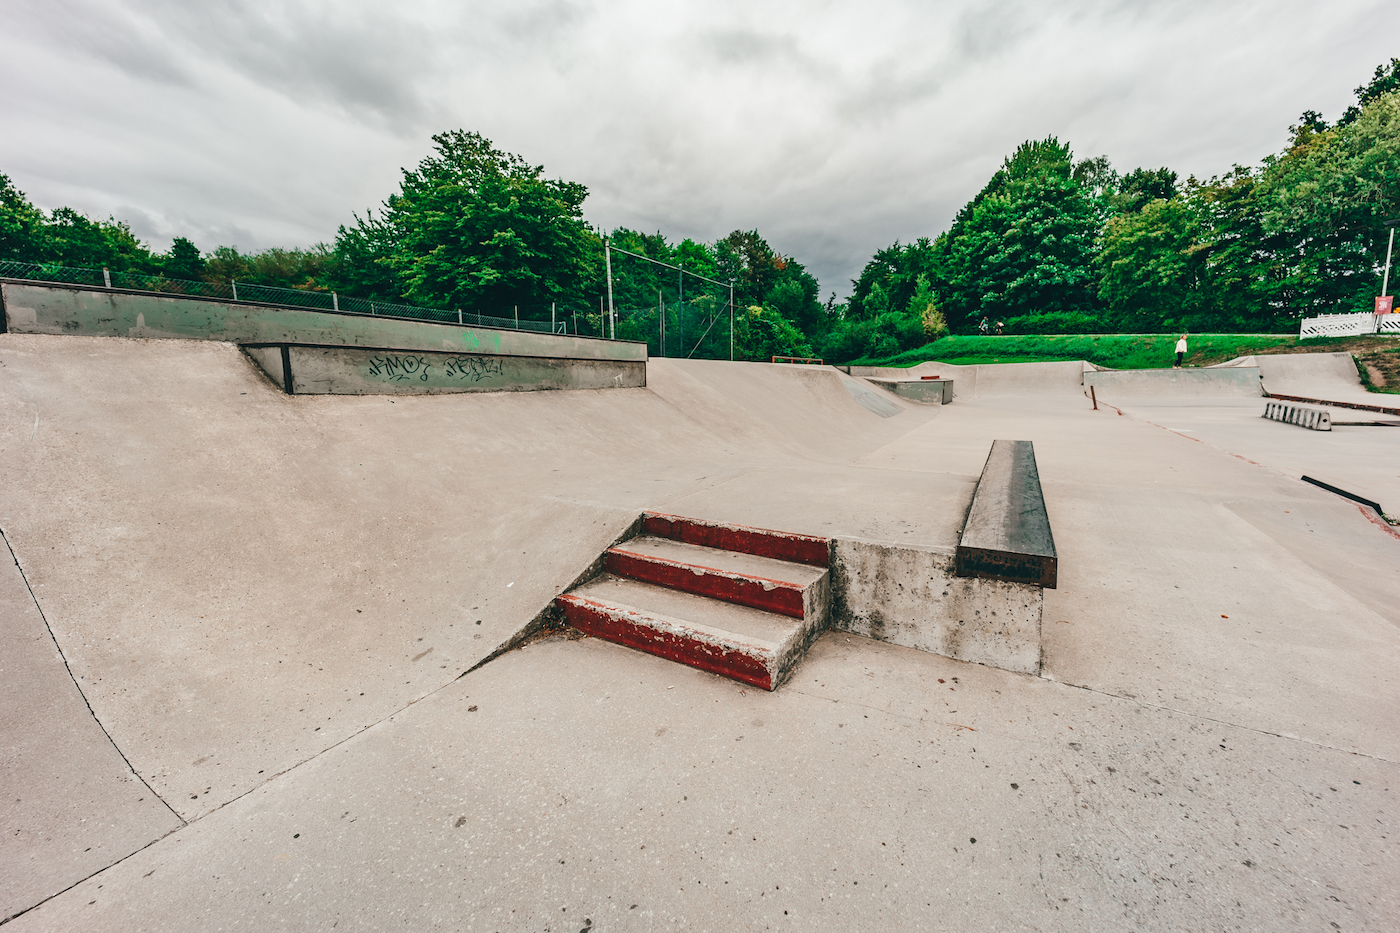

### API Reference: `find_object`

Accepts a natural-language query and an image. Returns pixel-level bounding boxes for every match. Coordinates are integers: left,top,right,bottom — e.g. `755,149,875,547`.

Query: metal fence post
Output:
102,267,111,289
332,292,339,312
458,308,463,325
231,280,238,301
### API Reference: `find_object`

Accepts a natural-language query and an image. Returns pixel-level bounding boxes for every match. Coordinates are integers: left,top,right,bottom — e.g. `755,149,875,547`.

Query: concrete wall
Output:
1084,366,1262,397
829,537,1042,675
1,281,645,363
867,378,953,404
848,360,1088,398
251,344,647,395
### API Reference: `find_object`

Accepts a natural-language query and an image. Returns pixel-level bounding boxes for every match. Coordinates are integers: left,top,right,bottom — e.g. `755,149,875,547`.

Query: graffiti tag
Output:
365,354,506,384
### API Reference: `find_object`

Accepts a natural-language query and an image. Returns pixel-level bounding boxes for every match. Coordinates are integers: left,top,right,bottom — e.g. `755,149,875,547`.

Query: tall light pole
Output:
604,238,616,340
729,281,735,361
1381,219,1400,305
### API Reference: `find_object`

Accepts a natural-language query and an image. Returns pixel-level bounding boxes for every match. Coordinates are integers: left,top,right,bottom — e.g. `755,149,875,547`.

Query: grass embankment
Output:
851,333,1400,392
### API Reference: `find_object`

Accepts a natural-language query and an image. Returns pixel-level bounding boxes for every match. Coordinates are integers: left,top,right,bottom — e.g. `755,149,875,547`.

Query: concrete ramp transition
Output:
1084,365,1263,398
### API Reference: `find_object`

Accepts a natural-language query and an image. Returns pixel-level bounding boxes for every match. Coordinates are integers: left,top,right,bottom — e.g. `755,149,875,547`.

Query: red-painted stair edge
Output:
555,594,776,690
603,548,808,619
642,512,830,567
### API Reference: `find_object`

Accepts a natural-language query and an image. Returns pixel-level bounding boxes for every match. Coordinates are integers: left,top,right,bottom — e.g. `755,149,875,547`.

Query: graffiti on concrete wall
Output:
443,356,506,381
365,354,506,383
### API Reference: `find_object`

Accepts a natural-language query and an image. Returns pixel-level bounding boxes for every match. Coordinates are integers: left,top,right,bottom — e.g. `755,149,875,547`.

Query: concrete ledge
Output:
1263,400,1331,431
866,377,953,405
956,440,1057,588
0,280,645,363
830,538,1041,675
244,343,645,394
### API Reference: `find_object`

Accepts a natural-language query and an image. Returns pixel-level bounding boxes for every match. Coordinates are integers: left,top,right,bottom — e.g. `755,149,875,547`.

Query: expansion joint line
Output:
1054,678,1397,764
0,526,185,824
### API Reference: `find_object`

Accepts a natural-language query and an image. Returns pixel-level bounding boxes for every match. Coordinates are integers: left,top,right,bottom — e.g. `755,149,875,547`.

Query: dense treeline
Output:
2,60,1397,362
833,59,1400,360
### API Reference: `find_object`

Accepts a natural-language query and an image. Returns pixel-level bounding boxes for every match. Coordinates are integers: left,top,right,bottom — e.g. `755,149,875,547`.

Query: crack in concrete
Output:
0,526,183,819
0,526,188,926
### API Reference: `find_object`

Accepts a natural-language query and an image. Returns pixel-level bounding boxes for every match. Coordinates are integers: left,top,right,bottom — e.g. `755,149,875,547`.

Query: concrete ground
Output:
2,334,1397,931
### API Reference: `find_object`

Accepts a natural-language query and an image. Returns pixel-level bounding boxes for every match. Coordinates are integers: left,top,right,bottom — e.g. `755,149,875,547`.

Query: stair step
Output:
556,575,813,690
604,535,828,619
642,512,830,567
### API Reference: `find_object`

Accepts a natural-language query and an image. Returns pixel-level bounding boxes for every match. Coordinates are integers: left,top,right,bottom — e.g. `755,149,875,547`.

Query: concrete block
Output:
866,377,954,404
956,440,1058,588
830,537,1042,675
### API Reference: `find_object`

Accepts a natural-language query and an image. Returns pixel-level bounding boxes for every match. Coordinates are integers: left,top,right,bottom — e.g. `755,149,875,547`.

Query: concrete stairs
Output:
554,513,831,690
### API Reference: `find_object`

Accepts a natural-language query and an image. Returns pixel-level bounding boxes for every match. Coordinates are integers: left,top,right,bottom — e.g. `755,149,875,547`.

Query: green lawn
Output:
848,333,1383,371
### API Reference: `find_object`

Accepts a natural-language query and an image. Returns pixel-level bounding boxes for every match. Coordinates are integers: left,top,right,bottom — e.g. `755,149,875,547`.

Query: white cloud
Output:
2,0,1395,293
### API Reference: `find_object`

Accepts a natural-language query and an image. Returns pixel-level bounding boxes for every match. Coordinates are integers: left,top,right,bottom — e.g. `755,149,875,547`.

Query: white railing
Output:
1300,312,1379,339
1378,315,1400,334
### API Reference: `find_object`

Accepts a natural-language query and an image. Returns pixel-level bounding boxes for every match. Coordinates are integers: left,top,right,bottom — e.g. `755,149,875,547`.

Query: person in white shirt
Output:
1175,334,1188,368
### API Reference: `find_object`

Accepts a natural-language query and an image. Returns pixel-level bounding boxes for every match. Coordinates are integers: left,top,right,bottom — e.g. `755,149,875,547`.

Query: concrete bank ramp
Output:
0,335,951,864
1085,365,1262,398
644,358,925,458
1239,352,1371,402
849,359,1089,398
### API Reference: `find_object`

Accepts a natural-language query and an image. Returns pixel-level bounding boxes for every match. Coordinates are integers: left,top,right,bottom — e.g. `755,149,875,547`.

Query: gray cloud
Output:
1,0,1396,294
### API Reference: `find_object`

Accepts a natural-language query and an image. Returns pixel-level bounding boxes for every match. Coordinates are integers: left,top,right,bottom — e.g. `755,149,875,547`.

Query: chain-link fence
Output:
0,260,577,335
609,296,733,359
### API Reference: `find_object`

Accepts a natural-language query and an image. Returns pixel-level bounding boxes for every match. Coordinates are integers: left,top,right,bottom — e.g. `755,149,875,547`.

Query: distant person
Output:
995,320,1005,335
1175,334,1188,368
979,317,990,335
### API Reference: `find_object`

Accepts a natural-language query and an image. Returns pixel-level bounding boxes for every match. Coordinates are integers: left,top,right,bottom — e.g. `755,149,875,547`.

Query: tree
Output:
845,239,937,322
0,173,45,261
733,305,814,362
1255,87,1400,316
1097,197,1207,331
40,208,153,271
1339,58,1400,126
162,237,205,280
932,137,1103,332
1113,167,1179,213
335,130,598,316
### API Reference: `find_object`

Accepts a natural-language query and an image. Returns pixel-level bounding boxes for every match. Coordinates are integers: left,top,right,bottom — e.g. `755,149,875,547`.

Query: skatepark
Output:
2,280,1398,931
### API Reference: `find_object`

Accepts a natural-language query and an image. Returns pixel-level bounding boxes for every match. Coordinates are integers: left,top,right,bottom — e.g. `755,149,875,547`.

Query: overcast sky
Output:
3,0,1397,295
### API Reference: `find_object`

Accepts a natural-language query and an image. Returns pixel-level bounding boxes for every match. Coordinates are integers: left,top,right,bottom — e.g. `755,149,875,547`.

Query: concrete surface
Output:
866,377,954,404
247,343,646,394
2,333,1398,930
1085,365,1263,397
1,281,644,362
851,360,1089,398
0,533,183,922
9,635,1397,932
830,537,1042,674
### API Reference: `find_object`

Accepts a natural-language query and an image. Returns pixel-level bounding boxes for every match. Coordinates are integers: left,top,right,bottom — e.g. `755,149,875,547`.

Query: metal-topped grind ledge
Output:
955,440,1058,588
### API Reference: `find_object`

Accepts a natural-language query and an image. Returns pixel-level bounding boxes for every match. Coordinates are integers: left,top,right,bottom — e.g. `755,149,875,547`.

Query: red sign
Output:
1378,295,1395,314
